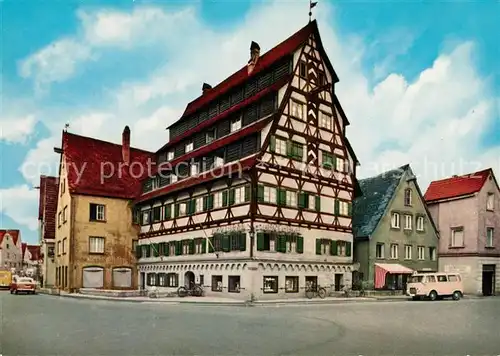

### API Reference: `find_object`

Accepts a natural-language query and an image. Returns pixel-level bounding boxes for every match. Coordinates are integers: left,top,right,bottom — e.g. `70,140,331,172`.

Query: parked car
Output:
10,276,37,294
407,272,463,301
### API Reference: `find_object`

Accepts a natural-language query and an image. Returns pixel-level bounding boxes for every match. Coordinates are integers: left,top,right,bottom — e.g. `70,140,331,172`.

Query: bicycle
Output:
177,284,204,297
305,285,327,299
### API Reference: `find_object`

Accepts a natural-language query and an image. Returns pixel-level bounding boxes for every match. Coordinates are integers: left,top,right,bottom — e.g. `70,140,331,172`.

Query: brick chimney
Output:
122,126,130,165
247,41,260,74
202,82,212,95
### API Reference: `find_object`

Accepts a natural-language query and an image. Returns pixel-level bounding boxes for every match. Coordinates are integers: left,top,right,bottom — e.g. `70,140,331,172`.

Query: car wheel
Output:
452,291,462,300
428,290,438,301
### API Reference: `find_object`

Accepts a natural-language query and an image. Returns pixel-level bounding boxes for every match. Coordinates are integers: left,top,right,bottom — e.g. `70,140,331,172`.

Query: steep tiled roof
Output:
352,165,410,238
27,245,41,261
424,168,494,203
0,230,20,246
39,176,59,240
62,131,153,199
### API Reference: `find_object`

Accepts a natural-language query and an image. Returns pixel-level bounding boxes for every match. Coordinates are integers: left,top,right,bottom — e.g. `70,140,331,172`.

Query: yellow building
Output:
53,127,152,291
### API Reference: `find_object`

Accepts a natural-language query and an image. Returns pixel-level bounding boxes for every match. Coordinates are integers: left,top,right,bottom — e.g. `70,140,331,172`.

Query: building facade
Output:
38,175,59,287
22,244,41,278
53,128,151,291
135,20,360,300
0,230,23,272
352,165,439,290
425,168,500,296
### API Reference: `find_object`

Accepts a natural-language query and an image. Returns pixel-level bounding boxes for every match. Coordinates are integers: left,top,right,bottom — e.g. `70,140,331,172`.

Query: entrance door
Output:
185,271,195,288
334,274,343,291
482,264,496,296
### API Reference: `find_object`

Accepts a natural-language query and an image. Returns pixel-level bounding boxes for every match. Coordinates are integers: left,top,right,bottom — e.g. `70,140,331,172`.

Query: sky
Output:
1,0,499,244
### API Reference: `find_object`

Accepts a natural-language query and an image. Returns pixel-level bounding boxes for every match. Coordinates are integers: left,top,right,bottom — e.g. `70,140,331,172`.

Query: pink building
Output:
425,168,500,296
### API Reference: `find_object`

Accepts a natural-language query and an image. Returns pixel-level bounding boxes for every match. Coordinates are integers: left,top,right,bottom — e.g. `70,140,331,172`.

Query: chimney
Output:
202,83,212,95
247,41,261,74
122,126,130,165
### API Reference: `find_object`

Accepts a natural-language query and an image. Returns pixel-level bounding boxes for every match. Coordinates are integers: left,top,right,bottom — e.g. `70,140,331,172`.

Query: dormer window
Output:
167,151,174,161
185,142,193,153
404,188,412,206
231,117,242,132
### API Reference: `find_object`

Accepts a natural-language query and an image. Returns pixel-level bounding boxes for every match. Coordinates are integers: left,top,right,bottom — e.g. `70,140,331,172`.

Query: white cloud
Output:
11,0,500,233
0,115,37,144
0,185,39,230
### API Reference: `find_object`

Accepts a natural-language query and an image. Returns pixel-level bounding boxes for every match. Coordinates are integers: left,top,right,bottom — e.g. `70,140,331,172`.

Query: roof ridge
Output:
64,131,153,154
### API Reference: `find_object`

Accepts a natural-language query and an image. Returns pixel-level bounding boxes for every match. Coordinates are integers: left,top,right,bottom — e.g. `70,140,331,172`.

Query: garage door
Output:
113,268,132,288
82,267,104,288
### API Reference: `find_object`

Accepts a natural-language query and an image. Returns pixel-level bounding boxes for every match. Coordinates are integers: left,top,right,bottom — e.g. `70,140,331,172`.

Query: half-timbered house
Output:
135,20,361,300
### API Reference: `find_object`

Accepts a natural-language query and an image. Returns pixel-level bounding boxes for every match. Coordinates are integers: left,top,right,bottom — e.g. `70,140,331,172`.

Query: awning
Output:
374,263,414,289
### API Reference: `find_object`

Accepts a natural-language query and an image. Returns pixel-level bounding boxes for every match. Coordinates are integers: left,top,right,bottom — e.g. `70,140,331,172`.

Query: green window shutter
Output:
257,184,265,202
222,235,230,252
297,236,304,254
298,192,309,209
159,242,165,256
286,140,293,157
279,235,287,253
294,143,303,161
203,196,208,212
208,237,214,253
229,189,236,205
165,242,170,256
348,202,353,217
316,239,322,255
165,204,172,220
304,193,309,209
175,240,182,256
239,233,246,251
257,232,265,251
222,190,228,207
270,135,276,152
208,194,214,210
244,185,250,202
278,189,287,205
330,240,338,256
145,244,151,258
334,199,340,215
201,238,207,254
189,239,195,254
346,241,352,257
135,245,142,259
315,196,321,212
190,200,196,215
174,204,180,218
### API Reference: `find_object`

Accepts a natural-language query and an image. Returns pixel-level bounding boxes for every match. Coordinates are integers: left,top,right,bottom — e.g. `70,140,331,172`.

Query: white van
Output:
407,273,464,301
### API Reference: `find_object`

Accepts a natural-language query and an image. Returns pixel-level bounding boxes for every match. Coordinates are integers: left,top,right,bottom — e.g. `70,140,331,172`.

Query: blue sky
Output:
1,0,499,244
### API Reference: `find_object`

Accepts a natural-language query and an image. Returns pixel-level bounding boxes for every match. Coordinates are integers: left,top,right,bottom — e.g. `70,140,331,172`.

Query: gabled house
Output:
53,127,153,291
22,243,41,277
0,230,22,272
38,175,59,287
134,20,361,299
353,165,439,290
425,168,500,296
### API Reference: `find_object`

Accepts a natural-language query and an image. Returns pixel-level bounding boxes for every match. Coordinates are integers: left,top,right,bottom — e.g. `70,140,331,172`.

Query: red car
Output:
10,276,36,294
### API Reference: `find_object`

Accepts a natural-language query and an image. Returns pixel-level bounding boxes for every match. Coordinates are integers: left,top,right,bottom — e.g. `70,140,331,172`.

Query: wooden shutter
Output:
334,200,340,215
229,189,236,205
145,244,151,257
269,135,276,152
208,237,214,253
189,239,195,255
257,232,265,251
175,240,181,255
165,204,172,220
278,235,286,253
257,185,264,202
153,243,160,257
174,204,180,218
278,189,286,205
315,196,321,211
203,197,208,211
222,235,230,252
286,140,292,158
239,233,246,251
135,245,142,259
222,191,228,207
202,238,207,254
330,240,338,256
208,194,214,210
244,185,250,202
297,236,304,254
316,239,322,255
348,202,353,217
165,242,170,256
346,241,352,257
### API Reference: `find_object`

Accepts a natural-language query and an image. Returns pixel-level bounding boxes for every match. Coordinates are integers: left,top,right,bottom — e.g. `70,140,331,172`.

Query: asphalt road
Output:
1,293,499,356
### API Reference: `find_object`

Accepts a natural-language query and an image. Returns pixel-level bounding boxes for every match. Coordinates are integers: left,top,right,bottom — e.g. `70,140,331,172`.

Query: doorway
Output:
185,271,195,288
140,272,145,290
482,264,496,296
334,274,343,291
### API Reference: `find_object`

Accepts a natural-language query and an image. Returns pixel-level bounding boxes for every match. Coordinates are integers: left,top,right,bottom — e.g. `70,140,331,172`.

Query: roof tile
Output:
424,169,492,202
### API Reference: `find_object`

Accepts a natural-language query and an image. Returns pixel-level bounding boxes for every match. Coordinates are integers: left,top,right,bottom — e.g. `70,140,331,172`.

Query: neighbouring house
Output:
0,230,23,272
134,20,361,300
38,175,59,287
425,168,500,296
353,165,439,291
52,127,153,291
22,244,41,278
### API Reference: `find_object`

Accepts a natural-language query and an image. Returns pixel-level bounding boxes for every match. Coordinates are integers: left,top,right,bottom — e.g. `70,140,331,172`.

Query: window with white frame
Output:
275,137,287,155
404,188,412,206
404,245,412,260
404,215,412,230
185,142,193,153
339,201,349,216
263,186,277,203
231,117,242,132
214,156,224,168
429,247,436,261
178,202,187,216
416,216,425,231
236,186,247,204
286,190,297,207
390,244,398,259
89,236,105,254
169,244,176,256
195,197,204,213
213,192,223,209
487,193,494,210
286,236,297,253
391,212,400,228
335,157,344,172
418,246,425,260
167,151,174,161
486,227,494,247
376,243,384,259
291,101,304,119
319,111,332,130
89,203,105,221
451,227,464,247
190,164,198,176
182,241,189,254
